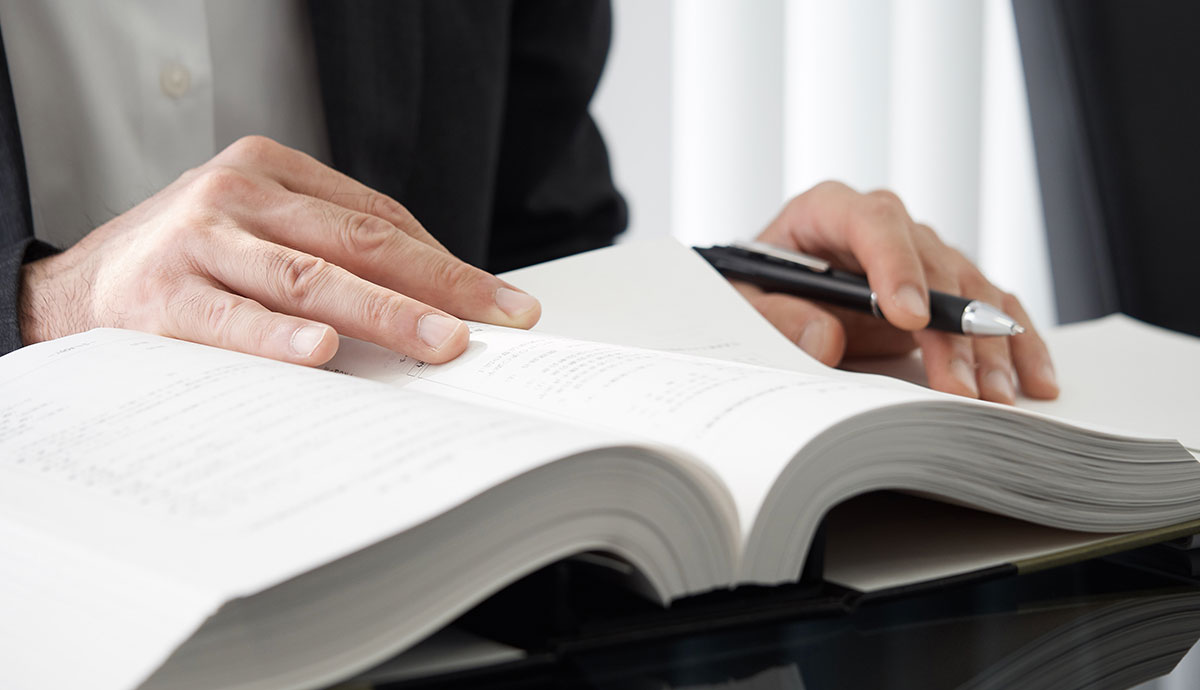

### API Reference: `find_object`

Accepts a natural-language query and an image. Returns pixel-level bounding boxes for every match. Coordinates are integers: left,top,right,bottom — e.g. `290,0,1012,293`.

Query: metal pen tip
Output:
963,301,1027,337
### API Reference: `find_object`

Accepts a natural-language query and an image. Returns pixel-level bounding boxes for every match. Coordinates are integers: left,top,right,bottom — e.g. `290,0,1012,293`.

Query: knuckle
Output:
792,180,846,209
913,222,939,242
339,212,393,255
139,219,215,267
362,292,407,327
189,166,253,204
863,194,906,226
429,256,484,295
277,253,330,303
223,135,277,165
812,180,851,196
175,165,205,187
169,288,261,350
365,193,411,224
199,293,246,344
868,188,906,210
159,288,200,333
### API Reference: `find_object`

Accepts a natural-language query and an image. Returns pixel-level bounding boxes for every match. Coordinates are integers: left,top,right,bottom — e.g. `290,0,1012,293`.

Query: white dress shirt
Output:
0,0,331,249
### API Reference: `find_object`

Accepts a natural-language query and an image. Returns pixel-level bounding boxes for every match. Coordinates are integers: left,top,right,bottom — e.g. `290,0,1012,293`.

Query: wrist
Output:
19,254,83,345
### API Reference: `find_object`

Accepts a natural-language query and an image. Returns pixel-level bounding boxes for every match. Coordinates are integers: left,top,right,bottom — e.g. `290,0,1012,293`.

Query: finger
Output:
206,234,471,363
821,305,917,358
734,281,847,365
245,190,541,328
166,284,340,366
212,136,450,252
914,330,980,399
908,228,1016,403
972,334,1017,404
1001,293,1059,399
909,223,961,301
952,259,1019,404
906,224,983,398
773,183,931,330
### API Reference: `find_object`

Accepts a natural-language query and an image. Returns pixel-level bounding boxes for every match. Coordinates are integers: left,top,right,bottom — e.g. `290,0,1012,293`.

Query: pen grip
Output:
697,247,979,335
696,248,875,310
928,292,972,334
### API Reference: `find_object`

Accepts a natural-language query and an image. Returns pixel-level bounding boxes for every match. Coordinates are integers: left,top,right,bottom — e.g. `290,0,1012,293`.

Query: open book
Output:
1,240,1197,689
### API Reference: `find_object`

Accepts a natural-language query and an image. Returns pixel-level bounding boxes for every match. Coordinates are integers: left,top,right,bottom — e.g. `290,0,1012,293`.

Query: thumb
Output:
734,282,847,365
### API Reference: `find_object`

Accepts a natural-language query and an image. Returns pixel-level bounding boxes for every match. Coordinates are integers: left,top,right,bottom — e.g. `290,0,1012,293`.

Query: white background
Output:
591,0,1057,329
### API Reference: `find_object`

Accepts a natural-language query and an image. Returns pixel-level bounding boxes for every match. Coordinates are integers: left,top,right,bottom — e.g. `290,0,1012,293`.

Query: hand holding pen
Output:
698,241,1025,336
712,182,1059,405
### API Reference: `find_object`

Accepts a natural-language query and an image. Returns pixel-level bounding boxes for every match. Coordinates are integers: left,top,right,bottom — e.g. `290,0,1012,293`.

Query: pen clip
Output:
730,240,832,273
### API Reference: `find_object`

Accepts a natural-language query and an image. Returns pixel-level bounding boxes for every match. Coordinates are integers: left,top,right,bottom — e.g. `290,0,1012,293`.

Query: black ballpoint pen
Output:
695,241,1025,337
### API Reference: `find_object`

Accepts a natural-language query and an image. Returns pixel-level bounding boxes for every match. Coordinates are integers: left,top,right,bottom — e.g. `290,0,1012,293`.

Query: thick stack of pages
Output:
1,240,1196,689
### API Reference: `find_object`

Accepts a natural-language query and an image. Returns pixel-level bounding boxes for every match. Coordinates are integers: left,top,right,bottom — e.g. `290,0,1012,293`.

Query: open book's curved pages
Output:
1,239,1197,690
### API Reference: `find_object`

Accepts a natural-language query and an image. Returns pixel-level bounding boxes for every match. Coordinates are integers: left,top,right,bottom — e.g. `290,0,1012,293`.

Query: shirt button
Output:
159,63,192,99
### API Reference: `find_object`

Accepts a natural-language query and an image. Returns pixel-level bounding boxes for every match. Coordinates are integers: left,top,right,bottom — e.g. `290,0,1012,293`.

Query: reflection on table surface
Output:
344,550,1200,690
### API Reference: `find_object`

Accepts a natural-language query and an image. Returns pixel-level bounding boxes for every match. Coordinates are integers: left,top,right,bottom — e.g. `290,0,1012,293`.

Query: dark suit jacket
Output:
0,0,626,355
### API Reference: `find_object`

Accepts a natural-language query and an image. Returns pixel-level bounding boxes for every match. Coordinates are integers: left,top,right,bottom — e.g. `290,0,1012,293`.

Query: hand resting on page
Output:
18,136,542,365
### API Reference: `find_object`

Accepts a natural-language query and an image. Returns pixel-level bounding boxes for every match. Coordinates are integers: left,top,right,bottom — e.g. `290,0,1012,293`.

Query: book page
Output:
844,314,1200,450
0,330,642,599
1019,315,1200,450
501,238,935,401
1,330,743,688
822,493,1116,592
503,240,1197,451
0,514,214,690
501,238,826,373
370,326,933,537
303,238,929,533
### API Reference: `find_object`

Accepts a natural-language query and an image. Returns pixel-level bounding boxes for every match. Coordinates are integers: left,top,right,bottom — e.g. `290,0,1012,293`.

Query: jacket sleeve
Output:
485,0,628,273
0,21,57,357
0,237,57,355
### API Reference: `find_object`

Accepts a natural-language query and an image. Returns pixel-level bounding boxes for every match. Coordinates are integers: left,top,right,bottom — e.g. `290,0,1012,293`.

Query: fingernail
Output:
984,369,1015,402
417,313,461,350
290,324,328,357
894,284,929,320
495,287,539,318
951,358,979,397
798,321,827,359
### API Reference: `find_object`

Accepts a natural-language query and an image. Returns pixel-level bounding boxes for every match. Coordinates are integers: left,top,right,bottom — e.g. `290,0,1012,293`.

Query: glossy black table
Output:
343,545,1200,689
